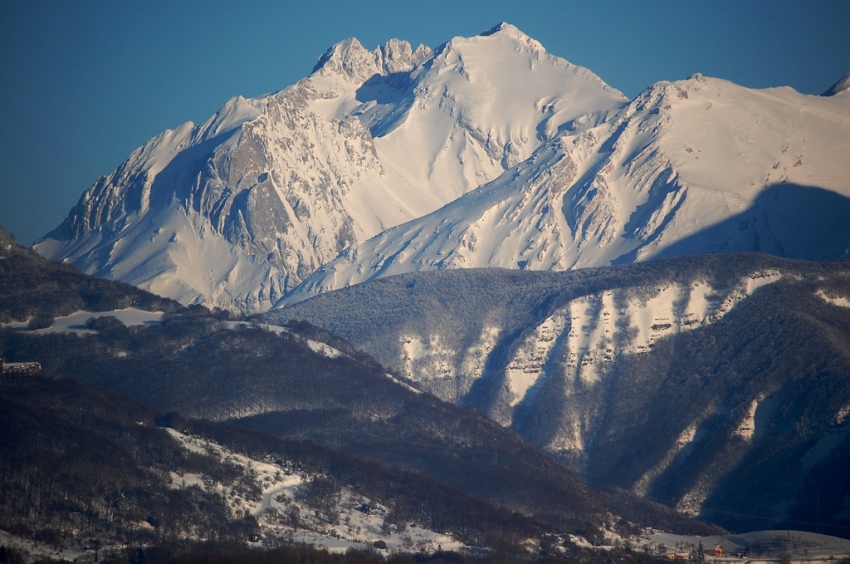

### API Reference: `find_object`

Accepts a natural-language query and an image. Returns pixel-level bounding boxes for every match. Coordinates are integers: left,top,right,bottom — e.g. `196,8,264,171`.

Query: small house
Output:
1,358,41,383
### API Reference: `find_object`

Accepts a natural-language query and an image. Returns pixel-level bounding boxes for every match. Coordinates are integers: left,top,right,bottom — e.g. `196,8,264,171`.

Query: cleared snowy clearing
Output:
164,429,466,555
1,307,164,334
816,289,850,309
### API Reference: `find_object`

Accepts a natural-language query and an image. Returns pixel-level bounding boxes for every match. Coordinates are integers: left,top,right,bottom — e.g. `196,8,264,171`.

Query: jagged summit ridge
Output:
312,37,432,81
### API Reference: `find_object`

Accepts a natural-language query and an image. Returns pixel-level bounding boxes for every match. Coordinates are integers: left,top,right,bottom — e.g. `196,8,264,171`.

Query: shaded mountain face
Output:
268,254,850,537
34,23,625,313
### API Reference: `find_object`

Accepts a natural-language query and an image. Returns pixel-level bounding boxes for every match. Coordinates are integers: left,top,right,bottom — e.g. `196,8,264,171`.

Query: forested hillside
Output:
1,229,719,561
269,254,850,537
0,227,181,324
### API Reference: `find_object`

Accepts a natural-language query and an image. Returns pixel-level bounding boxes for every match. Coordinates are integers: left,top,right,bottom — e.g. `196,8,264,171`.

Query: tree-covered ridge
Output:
1,306,715,556
0,378,257,551
0,227,182,324
268,254,850,537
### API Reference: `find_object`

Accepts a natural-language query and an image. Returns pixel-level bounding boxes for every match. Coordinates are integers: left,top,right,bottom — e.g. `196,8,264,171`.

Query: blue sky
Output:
1,0,848,245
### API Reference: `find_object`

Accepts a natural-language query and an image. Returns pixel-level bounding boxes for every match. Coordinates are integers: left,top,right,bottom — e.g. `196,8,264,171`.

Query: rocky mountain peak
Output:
376,38,432,74
479,22,546,52
312,36,433,83
312,37,381,82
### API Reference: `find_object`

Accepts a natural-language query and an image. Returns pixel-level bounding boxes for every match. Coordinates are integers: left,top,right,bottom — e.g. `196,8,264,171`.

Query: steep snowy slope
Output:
279,73,850,306
34,23,626,313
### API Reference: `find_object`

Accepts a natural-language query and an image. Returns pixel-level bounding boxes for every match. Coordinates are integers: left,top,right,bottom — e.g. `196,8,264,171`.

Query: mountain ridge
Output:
268,253,850,536
35,24,849,313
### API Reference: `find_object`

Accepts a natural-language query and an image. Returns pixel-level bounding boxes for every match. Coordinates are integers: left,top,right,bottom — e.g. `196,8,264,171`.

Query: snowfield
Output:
0,307,164,334
280,74,850,306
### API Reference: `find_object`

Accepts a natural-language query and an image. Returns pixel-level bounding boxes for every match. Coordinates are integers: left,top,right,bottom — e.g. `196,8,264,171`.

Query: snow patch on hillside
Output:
817,289,850,309
385,372,422,395
225,321,345,359
460,325,501,381
401,333,455,380
502,272,783,427
1,308,164,335
164,428,465,554
633,421,701,497
734,396,762,440
566,292,616,384
506,313,568,405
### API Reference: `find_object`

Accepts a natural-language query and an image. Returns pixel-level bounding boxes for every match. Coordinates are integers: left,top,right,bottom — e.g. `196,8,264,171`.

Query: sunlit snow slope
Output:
34,23,625,313
280,74,850,306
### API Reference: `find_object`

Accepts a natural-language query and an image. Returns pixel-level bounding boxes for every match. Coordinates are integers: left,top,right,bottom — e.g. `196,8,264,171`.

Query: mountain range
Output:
7,21,850,557
34,23,850,312
281,73,850,306
34,23,624,312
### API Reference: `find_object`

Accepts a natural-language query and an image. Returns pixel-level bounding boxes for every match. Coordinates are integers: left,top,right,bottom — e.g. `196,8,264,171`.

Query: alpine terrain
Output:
34,23,626,313
281,72,850,305
34,25,850,311
2,226,722,561
15,20,850,552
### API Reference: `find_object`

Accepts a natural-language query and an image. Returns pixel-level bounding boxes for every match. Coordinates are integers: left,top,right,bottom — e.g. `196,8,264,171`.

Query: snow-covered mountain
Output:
34,23,626,313
279,73,850,306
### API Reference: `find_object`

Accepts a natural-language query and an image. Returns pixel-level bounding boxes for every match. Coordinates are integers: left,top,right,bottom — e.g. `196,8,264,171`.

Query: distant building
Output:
1,358,41,383
708,546,725,557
